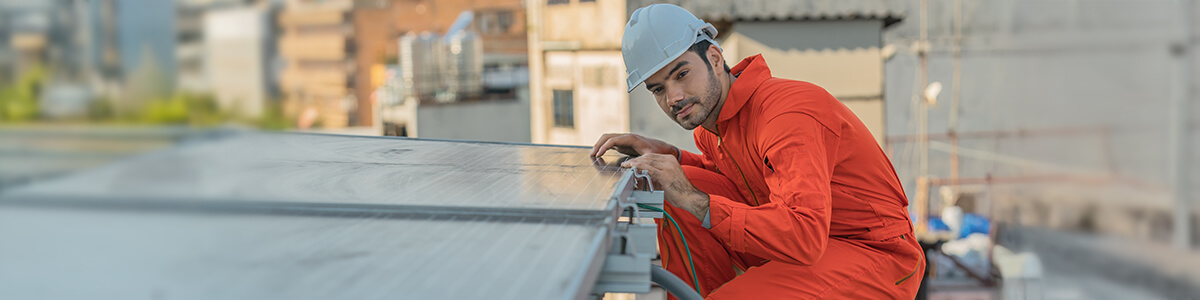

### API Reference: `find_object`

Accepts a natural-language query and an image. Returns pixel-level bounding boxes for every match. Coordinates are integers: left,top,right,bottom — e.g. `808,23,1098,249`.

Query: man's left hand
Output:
621,153,709,221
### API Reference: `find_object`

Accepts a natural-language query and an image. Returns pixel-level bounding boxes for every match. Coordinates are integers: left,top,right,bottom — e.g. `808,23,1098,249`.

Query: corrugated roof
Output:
627,0,905,25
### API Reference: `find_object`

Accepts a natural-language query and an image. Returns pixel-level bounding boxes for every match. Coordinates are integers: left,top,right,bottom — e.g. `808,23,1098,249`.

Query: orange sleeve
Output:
680,131,719,172
707,113,838,266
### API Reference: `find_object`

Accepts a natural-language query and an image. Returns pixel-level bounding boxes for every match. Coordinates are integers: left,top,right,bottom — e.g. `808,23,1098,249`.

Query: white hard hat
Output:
621,4,720,93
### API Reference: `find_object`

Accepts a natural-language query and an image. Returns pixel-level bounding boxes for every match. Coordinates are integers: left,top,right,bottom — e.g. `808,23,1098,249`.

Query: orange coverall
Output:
655,54,924,299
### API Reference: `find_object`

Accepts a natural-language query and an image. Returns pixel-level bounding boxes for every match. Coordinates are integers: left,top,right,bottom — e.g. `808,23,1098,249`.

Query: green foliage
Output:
0,64,293,130
128,93,292,130
135,92,236,126
140,94,191,124
257,100,293,130
0,65,46,122
181,93,226,127
88,96,115,121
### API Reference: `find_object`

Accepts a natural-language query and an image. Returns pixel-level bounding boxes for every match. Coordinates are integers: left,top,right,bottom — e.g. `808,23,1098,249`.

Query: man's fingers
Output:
641,154,684,178
622,156,662,176
619,155,641,168
620,155,649,170
595,137,626,158
623,154,662,166
642,153,672,166
592,133,636,157
589,134,616,156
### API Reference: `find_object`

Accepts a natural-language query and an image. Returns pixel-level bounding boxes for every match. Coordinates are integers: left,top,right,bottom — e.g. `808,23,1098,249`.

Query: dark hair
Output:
689,39,732,74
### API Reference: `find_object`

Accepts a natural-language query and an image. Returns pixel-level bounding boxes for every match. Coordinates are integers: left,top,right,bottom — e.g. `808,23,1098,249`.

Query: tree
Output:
0,65,46,122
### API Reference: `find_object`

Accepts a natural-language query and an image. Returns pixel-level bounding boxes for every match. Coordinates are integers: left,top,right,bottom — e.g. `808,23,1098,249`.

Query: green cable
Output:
637,203,702,295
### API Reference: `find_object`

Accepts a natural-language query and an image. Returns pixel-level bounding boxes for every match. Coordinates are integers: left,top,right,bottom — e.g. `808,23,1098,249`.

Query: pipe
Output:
885,125,1111,143
650,265,702,300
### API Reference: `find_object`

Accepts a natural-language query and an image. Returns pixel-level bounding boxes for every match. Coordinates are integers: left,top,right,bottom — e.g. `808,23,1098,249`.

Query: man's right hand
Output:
590,133,679,159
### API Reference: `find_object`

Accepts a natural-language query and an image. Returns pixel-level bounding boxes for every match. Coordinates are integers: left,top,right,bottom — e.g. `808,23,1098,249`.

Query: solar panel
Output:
0,132,647,300
5,133,628,212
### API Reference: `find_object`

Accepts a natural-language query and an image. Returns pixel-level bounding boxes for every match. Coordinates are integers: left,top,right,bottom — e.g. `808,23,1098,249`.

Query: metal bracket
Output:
625,167,664,219
591,221,657,294
592,167,663,295
631,166,655,191
628,190,664,219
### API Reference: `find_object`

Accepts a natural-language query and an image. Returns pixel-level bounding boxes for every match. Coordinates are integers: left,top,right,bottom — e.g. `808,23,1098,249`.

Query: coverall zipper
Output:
716,123,761,206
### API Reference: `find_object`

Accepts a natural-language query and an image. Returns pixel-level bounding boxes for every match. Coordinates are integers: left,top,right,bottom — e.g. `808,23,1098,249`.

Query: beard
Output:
672,71,723,130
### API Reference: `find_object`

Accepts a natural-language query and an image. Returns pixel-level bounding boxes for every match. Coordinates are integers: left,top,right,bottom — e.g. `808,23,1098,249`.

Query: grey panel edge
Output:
565,170,641,299
0,195,613,225
566,226,612,300
286,131,593,149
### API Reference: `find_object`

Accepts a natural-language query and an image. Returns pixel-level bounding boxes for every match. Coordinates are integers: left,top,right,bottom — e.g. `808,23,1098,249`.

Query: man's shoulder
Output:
753,78,840,114
751,77,851,135
753,78,839,108
759,77,826,92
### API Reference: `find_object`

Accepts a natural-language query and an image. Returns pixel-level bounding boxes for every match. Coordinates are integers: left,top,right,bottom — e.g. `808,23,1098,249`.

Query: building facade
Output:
527,0,629,146
206,5,276,118
365,0,531,141
277,0,355,128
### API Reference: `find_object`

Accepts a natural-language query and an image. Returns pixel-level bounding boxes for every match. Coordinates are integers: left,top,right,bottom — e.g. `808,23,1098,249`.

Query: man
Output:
589,4,924,299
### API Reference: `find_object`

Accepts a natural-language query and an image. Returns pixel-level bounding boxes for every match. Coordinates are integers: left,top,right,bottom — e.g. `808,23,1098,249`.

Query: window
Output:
552,90,574,128
497,10,513,32
548,0,569,5
478,10,514,35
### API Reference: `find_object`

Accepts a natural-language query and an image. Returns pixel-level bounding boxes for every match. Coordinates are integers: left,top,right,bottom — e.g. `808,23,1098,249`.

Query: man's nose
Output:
666,85,685,107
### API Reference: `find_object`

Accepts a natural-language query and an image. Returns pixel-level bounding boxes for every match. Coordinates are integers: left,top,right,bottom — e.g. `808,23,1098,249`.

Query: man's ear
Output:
707,44,724,70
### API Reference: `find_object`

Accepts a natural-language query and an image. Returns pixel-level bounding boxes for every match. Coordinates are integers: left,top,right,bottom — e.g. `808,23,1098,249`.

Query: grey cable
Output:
650,265,703,300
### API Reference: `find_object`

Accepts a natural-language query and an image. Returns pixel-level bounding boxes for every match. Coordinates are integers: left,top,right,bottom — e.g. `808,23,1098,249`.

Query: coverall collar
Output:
719,54,771,124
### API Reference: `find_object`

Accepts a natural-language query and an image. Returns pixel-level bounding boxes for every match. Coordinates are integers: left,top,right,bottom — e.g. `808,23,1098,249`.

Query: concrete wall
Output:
723,21,883,81
416,88,531,143
883,0,1200,214
878,0,1200,246
541,51,628,146
542,0,625,50
723,20,887,146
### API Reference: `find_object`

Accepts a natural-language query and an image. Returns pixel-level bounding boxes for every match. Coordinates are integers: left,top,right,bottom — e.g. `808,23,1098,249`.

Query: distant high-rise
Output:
176,0,263,93
0,0,90,84
93,0,121,81
86,0,176,94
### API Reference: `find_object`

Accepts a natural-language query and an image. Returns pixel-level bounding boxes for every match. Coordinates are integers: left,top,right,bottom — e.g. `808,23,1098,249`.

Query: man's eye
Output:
652,87,663,94
677,70,688,79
